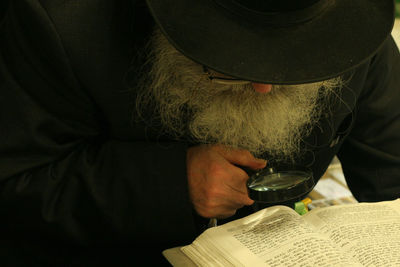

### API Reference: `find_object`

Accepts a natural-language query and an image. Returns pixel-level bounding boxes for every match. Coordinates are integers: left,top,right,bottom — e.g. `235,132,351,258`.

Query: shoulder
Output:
339,35,399,105
7,0,154,89
357,35,400,107
7,0,149,51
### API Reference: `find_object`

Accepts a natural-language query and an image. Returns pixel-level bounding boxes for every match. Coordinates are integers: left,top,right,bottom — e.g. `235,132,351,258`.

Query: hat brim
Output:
146,0,395,84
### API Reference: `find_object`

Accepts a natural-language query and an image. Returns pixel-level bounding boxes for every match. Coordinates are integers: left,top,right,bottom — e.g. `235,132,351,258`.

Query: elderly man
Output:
0,0,399,265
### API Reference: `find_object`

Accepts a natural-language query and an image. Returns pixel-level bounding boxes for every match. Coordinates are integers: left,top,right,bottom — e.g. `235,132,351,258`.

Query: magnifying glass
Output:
247,166,314,211
208,166,314,227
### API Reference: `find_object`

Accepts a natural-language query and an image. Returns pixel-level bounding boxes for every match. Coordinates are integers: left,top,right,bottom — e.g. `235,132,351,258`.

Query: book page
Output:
304,199,400,266
181,206,359,266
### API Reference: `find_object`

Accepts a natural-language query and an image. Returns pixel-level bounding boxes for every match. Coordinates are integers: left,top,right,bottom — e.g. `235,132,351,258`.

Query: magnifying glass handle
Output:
208,218,218,228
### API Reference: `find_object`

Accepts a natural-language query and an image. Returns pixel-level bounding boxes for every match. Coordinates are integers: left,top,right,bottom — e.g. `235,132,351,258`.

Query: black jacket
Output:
0,0,399,266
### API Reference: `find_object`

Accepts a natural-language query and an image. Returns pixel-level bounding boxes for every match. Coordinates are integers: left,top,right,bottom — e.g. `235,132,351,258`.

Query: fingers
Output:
189,165,253,218
193,171,254,218
214,145,267,170
194,190,254,219
187,144,263,219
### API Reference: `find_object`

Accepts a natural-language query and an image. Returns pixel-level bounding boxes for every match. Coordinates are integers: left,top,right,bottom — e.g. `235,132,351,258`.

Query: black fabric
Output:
234,0,321,12
0,0,9,23
337,35,400,202
0,0,193,265
0,0,399,265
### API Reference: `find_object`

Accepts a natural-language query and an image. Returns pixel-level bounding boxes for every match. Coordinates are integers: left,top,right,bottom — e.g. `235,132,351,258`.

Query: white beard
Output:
135,28,342,162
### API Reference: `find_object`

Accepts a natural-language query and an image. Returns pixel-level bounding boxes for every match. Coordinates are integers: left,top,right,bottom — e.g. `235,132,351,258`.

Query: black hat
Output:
145,0,395,84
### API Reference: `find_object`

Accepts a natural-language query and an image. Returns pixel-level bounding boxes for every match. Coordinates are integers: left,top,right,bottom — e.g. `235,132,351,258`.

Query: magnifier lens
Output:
248,171,312,191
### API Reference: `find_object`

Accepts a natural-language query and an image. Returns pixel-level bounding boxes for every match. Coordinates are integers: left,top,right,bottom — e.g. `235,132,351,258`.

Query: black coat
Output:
1,0,399,266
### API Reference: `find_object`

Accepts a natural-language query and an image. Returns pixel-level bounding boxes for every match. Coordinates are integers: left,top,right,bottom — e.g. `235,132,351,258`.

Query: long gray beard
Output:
135,28,342,161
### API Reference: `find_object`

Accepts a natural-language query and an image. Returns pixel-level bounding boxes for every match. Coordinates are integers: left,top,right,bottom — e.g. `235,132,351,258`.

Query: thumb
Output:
216,146,267,170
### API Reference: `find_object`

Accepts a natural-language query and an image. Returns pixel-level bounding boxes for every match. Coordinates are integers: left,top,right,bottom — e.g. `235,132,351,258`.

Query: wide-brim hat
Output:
145,0,395,84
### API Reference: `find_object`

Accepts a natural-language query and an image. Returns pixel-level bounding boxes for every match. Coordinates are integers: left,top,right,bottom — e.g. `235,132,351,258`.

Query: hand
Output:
187,144,267,219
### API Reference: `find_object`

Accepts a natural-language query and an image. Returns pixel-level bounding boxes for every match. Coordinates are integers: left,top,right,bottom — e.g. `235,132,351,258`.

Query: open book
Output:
163,199,400,266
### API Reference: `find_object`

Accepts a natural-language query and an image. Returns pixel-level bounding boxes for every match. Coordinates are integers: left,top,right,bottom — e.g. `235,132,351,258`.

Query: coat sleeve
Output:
0,0,197,249
337,35,400,202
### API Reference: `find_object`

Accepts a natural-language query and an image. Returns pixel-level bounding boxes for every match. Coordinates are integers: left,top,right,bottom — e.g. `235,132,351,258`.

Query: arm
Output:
337,35,400,202
0,0,196,248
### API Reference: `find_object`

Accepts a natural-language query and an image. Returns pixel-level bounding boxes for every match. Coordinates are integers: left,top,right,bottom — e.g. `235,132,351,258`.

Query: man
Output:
0,0,399,265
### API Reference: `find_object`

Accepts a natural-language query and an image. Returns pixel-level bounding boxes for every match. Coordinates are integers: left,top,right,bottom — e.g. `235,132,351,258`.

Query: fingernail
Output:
256,158,267,165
